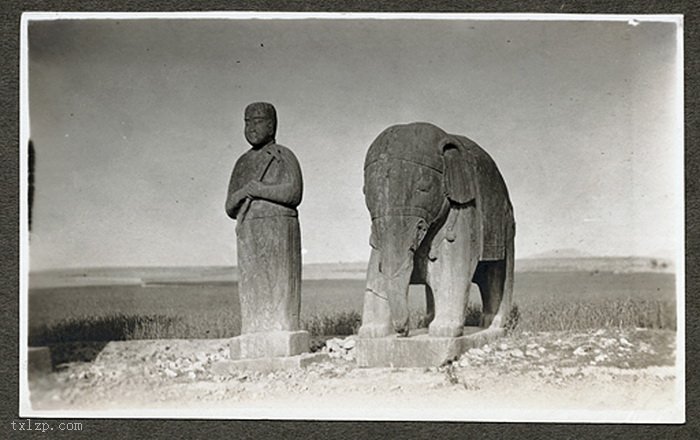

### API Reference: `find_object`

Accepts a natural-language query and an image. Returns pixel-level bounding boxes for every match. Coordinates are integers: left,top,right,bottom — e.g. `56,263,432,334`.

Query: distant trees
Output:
650,259,669,270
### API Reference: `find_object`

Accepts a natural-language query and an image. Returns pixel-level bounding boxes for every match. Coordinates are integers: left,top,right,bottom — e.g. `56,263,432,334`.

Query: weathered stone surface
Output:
28,347,52,376
355,326,505,368
322,336,357,361
211,352,329,375
225,102,304,336
229,330,310,360
358,122,515,338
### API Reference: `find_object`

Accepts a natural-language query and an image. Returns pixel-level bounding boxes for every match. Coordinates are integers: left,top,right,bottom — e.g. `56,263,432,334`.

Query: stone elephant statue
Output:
358,122,515,338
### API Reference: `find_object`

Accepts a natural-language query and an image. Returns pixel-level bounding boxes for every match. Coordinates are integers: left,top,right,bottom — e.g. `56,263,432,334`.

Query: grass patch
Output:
29,311,242,346
302,311,362,336
504,304,521,334
515,299,675,333
33,299,675,345
28,299,675,345
27,273,677,345
303,303,483,336
28,313,172,345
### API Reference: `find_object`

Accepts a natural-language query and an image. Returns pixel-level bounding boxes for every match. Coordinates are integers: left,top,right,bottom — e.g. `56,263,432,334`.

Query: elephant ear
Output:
442,142,476,205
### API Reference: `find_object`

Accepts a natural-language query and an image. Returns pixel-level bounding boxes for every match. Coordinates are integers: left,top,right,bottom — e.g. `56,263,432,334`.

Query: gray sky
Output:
27,17,681,270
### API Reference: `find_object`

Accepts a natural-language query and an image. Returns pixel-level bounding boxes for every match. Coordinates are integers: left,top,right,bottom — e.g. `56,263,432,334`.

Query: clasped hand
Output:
243,180,264,198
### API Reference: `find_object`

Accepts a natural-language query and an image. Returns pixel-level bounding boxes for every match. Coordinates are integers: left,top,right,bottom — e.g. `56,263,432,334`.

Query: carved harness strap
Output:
370,206,433,221
364,154,443,174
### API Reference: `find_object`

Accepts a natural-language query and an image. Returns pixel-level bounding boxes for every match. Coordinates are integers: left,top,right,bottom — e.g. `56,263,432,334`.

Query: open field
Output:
27,269,680,418
28,271,676,348
27,257,674,289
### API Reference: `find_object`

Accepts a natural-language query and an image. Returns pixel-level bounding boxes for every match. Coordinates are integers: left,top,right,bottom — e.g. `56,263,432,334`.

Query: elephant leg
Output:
424,284,435,327
491,226,515,329
358,248,393,338
475,260,505,328
427,206,479,337
477,224,515,329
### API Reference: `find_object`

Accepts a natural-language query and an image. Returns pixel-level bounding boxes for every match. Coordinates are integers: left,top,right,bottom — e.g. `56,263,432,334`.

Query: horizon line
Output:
28,254,676,274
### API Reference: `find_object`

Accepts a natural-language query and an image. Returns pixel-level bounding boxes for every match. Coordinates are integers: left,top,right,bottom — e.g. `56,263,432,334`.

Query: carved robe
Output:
226,142,303,334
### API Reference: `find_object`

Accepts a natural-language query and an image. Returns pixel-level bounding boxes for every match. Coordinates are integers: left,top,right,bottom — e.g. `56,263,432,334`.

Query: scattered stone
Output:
28,328,676,409
468,348,485,357
638,342,654,354
573,346,589,356
509,348,524,358
322,336,357,360
538,365,555,376
599,338,617,348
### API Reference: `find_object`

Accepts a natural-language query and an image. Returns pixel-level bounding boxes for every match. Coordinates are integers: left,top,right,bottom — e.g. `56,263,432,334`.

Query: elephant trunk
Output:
371,216,428,335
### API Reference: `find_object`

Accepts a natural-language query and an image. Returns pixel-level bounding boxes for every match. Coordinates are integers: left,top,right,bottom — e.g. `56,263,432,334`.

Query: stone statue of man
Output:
225,102,303,334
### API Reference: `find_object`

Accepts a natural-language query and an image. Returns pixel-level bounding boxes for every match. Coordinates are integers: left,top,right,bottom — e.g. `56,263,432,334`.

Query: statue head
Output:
244,102,277,148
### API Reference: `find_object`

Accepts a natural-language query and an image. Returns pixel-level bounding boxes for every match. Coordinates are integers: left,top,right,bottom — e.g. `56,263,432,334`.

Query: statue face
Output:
244,107,276,147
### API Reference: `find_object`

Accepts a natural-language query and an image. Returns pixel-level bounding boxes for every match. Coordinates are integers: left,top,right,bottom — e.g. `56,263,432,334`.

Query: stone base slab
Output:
356,326,505,368
211,352,329,375
28,347,52,377
229,330,310,360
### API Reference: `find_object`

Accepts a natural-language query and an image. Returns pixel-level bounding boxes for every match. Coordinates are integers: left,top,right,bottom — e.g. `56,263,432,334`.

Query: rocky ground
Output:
28,328,680,421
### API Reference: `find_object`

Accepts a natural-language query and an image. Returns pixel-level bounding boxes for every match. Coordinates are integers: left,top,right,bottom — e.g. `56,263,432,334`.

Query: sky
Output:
26,16,682,270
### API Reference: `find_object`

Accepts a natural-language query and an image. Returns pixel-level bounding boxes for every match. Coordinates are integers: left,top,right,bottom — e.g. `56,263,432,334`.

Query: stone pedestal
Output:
224,330,325,374
355,326,504,368
228,330,310,360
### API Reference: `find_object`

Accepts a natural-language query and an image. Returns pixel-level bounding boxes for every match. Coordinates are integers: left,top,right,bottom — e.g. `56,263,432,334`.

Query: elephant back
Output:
451,134,514,260
363,122,514,262
364,123,450,223
364,123,448,173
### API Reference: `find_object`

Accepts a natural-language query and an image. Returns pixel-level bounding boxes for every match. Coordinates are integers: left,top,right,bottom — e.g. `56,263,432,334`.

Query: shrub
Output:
302,311,362,336
504,304,521,334
28,313,181,346
464,304,483,327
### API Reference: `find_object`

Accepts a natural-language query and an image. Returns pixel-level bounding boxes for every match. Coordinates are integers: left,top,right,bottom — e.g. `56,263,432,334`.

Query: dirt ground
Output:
27,328,681,421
